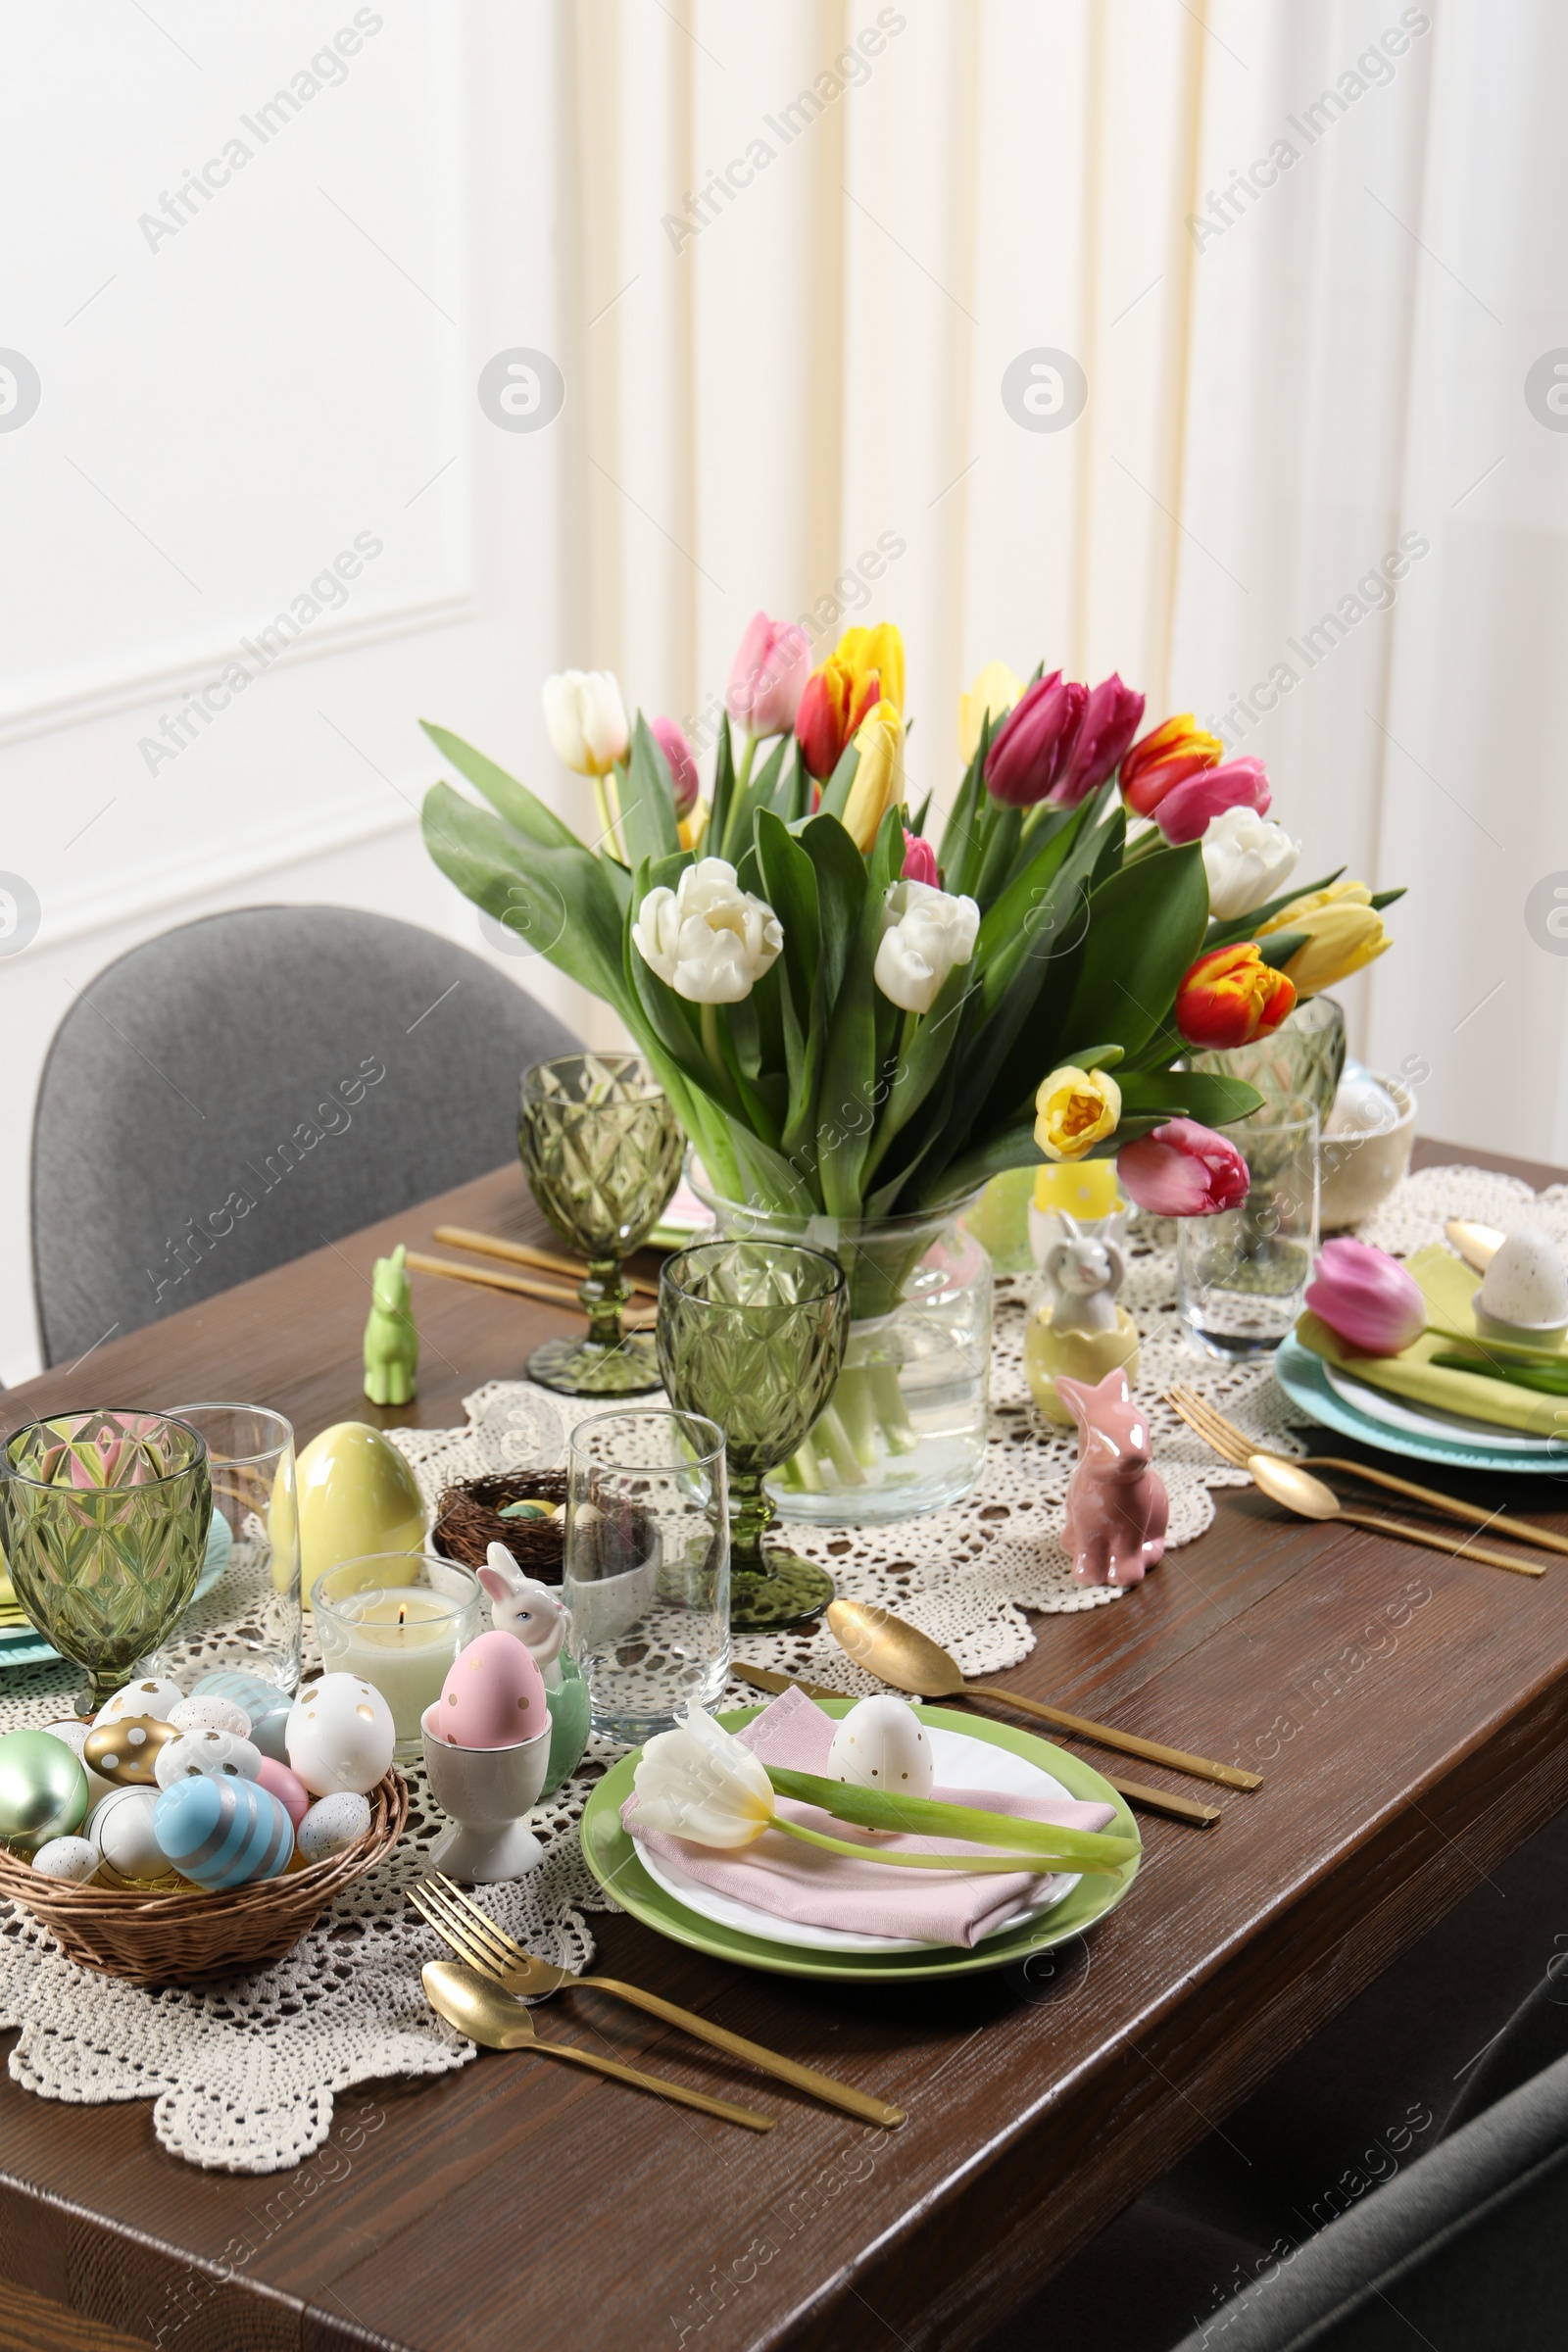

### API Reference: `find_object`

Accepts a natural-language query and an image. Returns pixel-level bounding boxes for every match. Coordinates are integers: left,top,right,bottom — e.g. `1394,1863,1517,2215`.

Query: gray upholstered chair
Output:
31,906,578,1365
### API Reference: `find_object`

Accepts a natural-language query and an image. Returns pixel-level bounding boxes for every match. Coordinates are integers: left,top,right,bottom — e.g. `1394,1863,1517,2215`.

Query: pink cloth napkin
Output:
622,1688,1116,1949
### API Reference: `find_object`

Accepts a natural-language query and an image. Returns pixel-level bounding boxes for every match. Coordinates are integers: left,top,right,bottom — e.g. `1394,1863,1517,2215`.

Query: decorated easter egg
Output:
153,1775,294,1890
296,1789,370,1863
254,1756,311,1828
169,1694,251,1739
96,1676,183,1726
0,1730,89,1852
1478,1228,1568,1334
44,1718,116,1807
826,1696,933,1798
89,1787,172,1883
286,1673,396,1795
281,1421,425,1600
84,1714,179,1788
31,1836,99,1885
153,1728,263,1789
191,1671,292,1762
433,1629,548,1748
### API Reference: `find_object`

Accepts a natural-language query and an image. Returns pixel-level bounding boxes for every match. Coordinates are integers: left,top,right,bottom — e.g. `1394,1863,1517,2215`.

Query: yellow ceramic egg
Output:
275,1421,425,1607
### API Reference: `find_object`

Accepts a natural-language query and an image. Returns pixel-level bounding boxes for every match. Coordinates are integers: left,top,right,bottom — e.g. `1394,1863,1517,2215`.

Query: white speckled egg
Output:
31,1836,100,1885
95,1676,183,1727
153,1728,263,1789
45,1719,116,1807
826,1696,934,1797
286,1674,395,1796
296,1789,371,1863
1477,1228,1568,1338
88,1787,172,1884
168,1694,251,1740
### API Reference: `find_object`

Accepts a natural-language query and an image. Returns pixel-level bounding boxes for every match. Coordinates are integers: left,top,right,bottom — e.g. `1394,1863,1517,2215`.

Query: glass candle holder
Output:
518,1053,683,1397
314,1553,482,1759
1178,1096,1321,1360
155,1403,303,1696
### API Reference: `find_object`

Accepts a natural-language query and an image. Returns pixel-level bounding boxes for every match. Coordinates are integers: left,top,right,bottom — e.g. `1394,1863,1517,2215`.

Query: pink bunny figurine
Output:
1054,1367,1168,1587
477,1544,572,1689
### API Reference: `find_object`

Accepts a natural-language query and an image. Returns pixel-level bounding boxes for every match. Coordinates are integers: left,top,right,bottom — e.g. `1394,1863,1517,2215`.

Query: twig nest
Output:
826,1696,934,1798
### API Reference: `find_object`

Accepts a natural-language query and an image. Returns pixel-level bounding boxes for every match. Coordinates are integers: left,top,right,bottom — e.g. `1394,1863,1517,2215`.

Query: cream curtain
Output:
543,0,1559,1160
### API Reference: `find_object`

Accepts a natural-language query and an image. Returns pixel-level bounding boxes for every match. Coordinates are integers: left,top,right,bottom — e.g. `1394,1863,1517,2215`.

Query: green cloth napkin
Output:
1294,1245,1568,1439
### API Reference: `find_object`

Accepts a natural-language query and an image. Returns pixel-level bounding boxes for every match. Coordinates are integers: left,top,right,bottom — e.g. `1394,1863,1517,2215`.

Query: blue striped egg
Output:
153,1774,294,1890
191,1670,293,1762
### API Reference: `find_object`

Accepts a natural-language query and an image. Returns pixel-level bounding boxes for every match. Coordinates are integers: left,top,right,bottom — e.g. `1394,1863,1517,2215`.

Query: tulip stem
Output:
766,1814,1116,1876
699,1001,741,1112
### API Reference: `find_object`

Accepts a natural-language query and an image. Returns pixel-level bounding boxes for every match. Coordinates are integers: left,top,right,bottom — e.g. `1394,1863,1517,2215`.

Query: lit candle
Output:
313,1555,482,1757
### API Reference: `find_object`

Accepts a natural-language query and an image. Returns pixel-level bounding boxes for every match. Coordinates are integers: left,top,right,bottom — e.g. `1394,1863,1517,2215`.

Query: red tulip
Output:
651,715,699,819
902,830,940,886
1054,673,1146,806
1116,1119,1250,1216
1304,1238,1426,1355
795,657,881,781
1154,757,1271,845
1175,942,1297,1049
984,673,1089,806
1120,714,1224,816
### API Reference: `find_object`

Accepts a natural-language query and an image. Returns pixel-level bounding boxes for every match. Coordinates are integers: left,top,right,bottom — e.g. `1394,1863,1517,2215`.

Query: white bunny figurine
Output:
1041,1211,1127,1341
478,1543,571,1690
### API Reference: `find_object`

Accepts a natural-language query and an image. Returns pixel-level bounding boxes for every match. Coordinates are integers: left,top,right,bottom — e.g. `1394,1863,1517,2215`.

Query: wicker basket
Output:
431,1470,567,1583
0,1770,408,1987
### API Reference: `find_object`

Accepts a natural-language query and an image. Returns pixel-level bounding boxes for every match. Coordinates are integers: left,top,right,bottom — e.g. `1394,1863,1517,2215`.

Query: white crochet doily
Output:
0,1164,1542,2172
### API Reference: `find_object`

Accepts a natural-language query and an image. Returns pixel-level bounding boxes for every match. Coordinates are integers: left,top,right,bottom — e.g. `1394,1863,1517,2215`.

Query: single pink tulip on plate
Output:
1116,1119,1250,1217
1304,1237,1425,1355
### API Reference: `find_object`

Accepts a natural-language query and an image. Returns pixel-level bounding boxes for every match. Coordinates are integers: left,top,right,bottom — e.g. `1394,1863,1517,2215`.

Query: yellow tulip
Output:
958,660,1024,763
834,622,905,716
841,701,906,854
1254,880,1393,998
1034,1065,1122,1162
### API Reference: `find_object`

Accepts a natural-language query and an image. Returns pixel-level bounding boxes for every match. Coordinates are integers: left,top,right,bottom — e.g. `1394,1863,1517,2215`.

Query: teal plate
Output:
580,1700,1141,1983
1274,1334,1568,1478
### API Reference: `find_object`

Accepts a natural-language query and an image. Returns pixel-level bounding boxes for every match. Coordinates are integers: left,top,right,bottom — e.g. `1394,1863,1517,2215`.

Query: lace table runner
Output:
0,1164,1552,2172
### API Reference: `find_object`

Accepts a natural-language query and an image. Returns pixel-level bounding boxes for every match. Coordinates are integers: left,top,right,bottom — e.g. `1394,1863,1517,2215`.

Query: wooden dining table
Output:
2,1137,1566,2352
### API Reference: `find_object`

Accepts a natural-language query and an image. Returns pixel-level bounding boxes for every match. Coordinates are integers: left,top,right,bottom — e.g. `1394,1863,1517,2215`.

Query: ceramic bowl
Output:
419,1704,551,1883
1320,1068,1417,1231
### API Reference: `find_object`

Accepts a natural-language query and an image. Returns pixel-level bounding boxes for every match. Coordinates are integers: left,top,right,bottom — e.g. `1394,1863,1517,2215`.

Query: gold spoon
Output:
420,1962,775,2132
1247,1454,1544,1577
826,1599,1259,1793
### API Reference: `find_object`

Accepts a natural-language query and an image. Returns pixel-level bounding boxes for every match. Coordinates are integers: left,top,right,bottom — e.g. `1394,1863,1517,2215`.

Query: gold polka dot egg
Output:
434,1629,548,1748
826,1695,934,1796
83,1714,180,1788
285,1673,396,1796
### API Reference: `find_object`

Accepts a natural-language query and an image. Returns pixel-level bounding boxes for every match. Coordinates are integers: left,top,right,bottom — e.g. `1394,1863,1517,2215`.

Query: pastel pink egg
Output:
254,1756,311,1828
435,1630,548,1749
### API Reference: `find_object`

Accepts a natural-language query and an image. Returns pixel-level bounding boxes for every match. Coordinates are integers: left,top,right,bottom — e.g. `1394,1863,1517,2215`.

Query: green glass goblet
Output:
0,1409,212,1713
658,1242,849,1631
519,1053,683,1396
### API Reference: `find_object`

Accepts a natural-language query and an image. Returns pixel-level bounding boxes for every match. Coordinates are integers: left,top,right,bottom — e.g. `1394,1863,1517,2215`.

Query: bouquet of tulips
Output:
421,613,1399,1235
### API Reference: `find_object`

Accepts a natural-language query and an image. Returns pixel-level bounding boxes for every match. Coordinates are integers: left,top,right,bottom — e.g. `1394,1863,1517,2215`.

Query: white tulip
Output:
873,880,980,1015
541,668,629,776
1200,806,1300,921
631,857,784,1004
632,1701,775,1848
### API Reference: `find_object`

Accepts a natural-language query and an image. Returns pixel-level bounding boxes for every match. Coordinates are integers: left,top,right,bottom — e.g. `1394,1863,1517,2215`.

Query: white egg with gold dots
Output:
826,1695,935,1798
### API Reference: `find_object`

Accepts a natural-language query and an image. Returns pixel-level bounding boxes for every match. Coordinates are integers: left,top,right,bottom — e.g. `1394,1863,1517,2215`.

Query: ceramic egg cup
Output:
420,1704,552,1883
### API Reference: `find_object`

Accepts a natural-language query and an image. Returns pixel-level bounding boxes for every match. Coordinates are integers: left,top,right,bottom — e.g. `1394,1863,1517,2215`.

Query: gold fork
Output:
1165,1387,1568,1558
409,1878,905,2127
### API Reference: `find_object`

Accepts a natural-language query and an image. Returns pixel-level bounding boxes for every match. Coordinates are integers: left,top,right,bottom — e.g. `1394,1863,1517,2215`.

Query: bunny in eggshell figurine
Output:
478,1544,590,1797
1055,1366,1168,1588
1025,1213,1140,1428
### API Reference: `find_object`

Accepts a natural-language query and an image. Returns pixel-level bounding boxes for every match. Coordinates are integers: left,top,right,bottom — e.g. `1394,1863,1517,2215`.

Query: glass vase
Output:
1188,994,1346,1123
685,1161,993,1528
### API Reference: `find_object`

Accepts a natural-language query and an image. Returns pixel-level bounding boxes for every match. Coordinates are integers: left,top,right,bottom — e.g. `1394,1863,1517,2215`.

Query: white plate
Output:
637,1722,1082,1955
1322,1364,1562,1453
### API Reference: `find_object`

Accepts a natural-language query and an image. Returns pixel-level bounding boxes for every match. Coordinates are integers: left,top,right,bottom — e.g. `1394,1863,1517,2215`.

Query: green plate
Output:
579,1700,1141,1982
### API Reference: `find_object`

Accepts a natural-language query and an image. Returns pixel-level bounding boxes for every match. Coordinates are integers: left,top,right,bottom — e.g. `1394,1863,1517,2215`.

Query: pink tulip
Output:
1116,1119,1250,1216
725,612,810,737
985,673,1089,806
1054,673,1147,807
901,831,940,886
1304,1237,1426,1356
1152,757,1271,845
651,715,700,818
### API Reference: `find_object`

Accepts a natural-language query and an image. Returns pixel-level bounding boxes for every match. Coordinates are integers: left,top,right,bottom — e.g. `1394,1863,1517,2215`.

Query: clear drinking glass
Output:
156,1404,303,1695
518,1053,683,1397
315,1553,482,1760
1178,1097,1321,1360
564,1409,728,1746
0,1409,211,1709
658,1242,849,1632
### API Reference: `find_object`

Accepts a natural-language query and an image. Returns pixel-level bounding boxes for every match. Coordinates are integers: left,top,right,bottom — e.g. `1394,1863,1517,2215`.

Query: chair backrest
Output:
1171,2043,1568,2350
31,905,579,1366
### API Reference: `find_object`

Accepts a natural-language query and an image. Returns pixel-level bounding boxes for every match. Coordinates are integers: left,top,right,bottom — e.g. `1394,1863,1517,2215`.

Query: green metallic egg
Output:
0,1729,90,1853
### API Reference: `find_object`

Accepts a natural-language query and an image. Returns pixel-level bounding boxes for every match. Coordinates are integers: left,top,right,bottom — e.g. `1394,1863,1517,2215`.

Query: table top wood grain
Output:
2,1138,1565,2352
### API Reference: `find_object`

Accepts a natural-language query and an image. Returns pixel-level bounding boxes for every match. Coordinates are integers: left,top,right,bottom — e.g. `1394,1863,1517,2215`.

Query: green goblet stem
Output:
579,1256,631,1350
726,1470,775,1572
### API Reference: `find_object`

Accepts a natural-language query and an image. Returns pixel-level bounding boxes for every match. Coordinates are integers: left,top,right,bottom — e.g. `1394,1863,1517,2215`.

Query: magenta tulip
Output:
1116,1119,1250,1217
901,830,940,887
1054,673,1147,807
651,715,700,819
1152,757,1271,845
985,672,1089,806
725,611,810,738
1304,1238,1425,1356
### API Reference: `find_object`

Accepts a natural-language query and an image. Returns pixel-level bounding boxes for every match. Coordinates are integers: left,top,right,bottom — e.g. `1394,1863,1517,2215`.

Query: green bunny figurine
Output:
364,1243,418,1406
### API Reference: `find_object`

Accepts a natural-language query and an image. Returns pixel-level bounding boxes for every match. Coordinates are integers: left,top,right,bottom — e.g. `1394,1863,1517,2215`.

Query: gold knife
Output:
729,1661,1220,1829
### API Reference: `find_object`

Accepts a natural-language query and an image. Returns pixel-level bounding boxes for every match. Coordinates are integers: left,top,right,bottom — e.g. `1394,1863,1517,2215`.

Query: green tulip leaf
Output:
420,722,581,852
620,713,682,869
